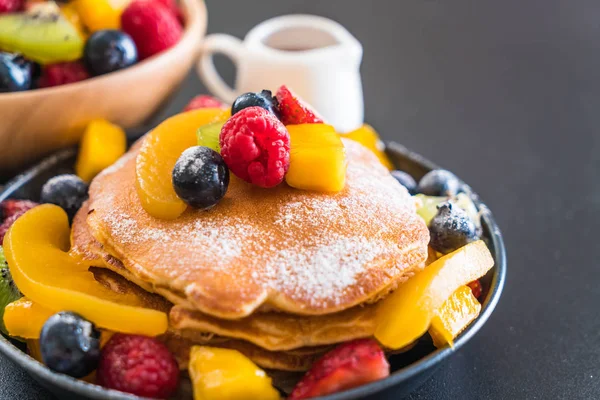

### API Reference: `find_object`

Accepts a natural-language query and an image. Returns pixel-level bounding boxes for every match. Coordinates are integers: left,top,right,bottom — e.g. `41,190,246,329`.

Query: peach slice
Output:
189,346,280,400
135,108,230,219
286,124,347,192
4,297,54,339
375,240,493,349
429,285,481,348
3,204,168,336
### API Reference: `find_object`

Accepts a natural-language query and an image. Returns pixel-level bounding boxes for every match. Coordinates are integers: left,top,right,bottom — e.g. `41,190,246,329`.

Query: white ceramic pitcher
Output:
197,14,364,133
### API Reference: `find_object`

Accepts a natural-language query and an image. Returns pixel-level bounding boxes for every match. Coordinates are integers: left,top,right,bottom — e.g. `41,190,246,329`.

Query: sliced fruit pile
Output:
137,85,350,219
0,0,184,93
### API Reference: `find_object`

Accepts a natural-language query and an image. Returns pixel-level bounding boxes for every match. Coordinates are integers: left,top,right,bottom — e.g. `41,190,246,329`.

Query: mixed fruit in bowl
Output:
0,86,495,399
0,0,183,92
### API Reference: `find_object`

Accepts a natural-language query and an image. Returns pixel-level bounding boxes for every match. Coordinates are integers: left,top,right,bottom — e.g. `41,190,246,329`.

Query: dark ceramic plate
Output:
0,142,506,400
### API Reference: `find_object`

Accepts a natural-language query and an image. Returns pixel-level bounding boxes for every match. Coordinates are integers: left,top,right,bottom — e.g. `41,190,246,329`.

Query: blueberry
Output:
429,202,479,254
417,169,462,197
40,174,88,222
172,146,230,210
0,52,32,92
40,312,101,378
231,90,279,117
391,170,417,195
84,30,137,76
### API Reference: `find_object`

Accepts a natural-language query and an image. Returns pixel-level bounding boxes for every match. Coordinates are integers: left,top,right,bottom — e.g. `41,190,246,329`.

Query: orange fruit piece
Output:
189,346,280,400
73,0,123,32
429,285,482,348
374,240,493,349
286,124,347,192
135,108,230,219
4,297,54,339
339,124,394,170
75,119,127,183
3,204,168,336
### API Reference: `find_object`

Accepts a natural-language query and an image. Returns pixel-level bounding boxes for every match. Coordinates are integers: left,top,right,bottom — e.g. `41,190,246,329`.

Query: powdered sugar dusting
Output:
87,138,428,314
264,235,394,307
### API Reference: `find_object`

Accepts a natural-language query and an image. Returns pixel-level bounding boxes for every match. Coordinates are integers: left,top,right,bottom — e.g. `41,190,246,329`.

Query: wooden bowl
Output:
0,0,207,172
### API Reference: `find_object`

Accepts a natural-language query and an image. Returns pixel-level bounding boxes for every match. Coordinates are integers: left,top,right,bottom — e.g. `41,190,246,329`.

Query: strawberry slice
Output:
275,85,324,125
289,339,390,399
183,95,227,112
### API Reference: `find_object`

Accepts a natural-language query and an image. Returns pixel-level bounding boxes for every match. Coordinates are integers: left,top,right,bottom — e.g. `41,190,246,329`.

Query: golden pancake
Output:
75,215,411,352
169,303,377,352
84,138,429,319
88,267,331,371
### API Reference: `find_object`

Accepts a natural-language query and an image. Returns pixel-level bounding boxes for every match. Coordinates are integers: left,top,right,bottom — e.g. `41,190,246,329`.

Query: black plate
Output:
0,142,506,400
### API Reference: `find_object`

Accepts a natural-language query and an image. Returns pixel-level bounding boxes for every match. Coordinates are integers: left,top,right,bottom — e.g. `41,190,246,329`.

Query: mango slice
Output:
339,124,393,170
135,109,230,219
75,119,127,183
189,346,280,400
4,297,54,339
375,240,493,349
429,285,481,348
3,205,168,336
286,124,347,192
73,0,122,32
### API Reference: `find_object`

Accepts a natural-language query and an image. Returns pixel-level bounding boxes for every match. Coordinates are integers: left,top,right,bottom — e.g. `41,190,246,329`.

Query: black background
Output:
1,0,599,398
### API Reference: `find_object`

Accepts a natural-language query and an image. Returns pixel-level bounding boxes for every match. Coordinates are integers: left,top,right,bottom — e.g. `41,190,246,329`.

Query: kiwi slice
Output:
0,246,23,336
0,3,84,65
197,121,225,153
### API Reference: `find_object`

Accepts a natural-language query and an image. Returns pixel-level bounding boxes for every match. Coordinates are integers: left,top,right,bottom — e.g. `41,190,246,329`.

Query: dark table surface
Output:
1,0,599,399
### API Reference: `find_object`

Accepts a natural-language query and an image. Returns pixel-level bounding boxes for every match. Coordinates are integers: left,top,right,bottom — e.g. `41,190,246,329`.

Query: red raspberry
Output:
121,0,183,60
183,95,226,111
275,85,324,125
290,339,390,399
38,62,90,88
97,334,179,399
0,0,23,13
0,200,38,244
154,0,184,25
467,279,483,300
220,106,290,188
1,200,38,220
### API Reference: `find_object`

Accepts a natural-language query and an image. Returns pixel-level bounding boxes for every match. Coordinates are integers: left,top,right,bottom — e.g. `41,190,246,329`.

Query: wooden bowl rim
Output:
0,0,207,100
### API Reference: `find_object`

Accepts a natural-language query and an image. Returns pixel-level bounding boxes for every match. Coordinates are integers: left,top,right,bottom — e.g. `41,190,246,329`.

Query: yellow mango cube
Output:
188,346,280,400
286,124,347,192
429,285,482,348
75,119,126,183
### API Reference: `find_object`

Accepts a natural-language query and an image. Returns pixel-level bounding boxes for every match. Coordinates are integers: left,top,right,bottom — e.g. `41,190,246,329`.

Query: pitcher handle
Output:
197,34,244,104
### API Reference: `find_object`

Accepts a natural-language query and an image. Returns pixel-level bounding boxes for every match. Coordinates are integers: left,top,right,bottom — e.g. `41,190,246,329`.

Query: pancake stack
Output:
70,138,430,371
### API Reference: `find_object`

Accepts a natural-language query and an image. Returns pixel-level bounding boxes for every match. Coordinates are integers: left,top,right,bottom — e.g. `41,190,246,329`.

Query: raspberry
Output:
275,85,324,125
219,106,290,188
467,279,483,300
154,0,184,24
97,334,179,399
290,339,390,399
1,200,38,221
38,62,90,88
121,0,183,60
0,200,38,244
0,0,23,13
183,95,226,112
